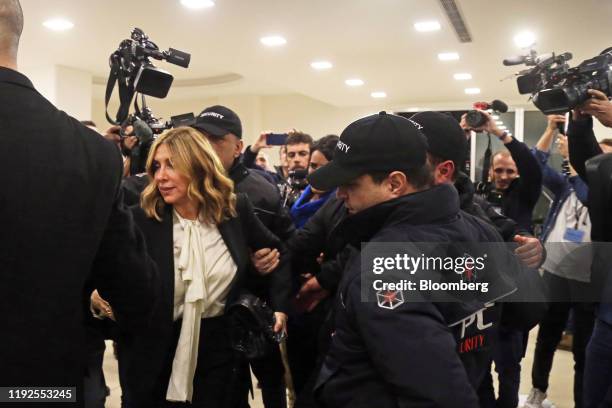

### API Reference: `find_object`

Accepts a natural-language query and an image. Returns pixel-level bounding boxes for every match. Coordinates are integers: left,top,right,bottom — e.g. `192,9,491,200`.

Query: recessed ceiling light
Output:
345,78,364,87
414,21,441,32
43,18,74,31
464,88,481,95
438,52,459,61
310,61,333,70
495,121,504,125
491,114,500,120
371,91,387,98
453,73,472,80
514,30,536,49
499,125,508,130
180,0,215,9
260,36,287,47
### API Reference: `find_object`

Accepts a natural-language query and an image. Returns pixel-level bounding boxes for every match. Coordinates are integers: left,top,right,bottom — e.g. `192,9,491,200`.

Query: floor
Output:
102,328,575,408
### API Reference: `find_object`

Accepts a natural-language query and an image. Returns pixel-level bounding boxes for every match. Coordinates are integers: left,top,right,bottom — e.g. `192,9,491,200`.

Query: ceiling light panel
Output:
345,79,364,87
464,88,480,95
43,18,74,31
438,52,459,61
453,73,472,80
514,30,536,49
311,61,333,70
371,92,387,98
414,21,441,32
260,36,287,47
180,0,215,9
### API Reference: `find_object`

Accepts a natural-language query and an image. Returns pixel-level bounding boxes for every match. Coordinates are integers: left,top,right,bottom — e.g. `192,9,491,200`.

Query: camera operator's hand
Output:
578,89,612,128
123,135,139,151
546,114,566,130
103,125,122,147
251,248,280,275
461,110,509,141
513,235,544,269
251,131,273,154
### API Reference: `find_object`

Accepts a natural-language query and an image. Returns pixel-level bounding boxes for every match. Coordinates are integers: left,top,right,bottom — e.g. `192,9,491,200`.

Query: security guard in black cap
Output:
308,112,518,408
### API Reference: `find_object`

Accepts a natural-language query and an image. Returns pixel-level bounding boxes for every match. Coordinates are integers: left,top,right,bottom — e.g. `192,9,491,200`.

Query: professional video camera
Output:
104,28,191,135
504,47,612,114
280,169,308,208
465,100,509,129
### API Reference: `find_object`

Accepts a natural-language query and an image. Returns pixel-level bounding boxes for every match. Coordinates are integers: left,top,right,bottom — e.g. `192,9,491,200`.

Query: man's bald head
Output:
0,0,23,59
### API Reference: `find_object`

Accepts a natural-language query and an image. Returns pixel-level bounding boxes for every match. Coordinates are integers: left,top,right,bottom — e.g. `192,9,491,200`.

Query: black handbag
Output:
227,293,284,360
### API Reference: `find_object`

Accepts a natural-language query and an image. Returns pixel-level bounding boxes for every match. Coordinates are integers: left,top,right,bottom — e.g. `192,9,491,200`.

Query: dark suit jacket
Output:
123,195,290,405
0,67,157,401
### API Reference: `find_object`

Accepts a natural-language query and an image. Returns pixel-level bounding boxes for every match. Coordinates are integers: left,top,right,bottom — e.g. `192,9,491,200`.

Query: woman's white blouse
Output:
166,210,237,402
172,210,237,321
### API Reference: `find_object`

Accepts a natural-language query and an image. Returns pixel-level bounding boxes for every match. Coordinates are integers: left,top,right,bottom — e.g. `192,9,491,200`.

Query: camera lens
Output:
466,110,488,129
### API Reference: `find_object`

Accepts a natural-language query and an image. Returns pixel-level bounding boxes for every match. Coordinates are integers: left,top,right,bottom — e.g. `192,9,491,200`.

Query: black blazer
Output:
123,194,290,405
0,67,157,399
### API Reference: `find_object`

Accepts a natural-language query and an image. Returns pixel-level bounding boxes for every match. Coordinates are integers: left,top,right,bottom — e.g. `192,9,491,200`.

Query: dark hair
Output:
600,138,612,148
286,131,313,148
311,134,339,161
80,120,97,128
368,165,433,191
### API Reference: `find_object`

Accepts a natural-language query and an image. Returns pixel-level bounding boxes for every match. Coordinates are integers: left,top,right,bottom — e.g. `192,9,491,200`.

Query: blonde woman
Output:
119,127,290,408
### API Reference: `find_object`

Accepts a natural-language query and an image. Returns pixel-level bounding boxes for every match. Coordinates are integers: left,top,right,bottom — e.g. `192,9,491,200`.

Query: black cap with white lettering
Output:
409,111,468,170
308,111,428,191
191,105,242,138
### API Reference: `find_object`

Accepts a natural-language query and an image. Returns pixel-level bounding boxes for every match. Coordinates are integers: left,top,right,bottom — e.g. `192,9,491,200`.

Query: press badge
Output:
564,228,585,243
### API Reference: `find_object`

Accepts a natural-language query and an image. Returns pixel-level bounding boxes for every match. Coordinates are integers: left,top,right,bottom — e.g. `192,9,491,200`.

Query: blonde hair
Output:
140,127,237,223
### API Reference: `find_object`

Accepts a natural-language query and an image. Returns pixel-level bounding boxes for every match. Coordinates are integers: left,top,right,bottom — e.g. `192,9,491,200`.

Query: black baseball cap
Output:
409,111,468,169
192,105,242,138
308,111,428,191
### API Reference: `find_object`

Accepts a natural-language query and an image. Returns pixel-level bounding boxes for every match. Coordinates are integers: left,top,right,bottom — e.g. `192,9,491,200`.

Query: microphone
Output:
503,55,527,66
490,99,508,113
473,99,508,113
132,118,154,144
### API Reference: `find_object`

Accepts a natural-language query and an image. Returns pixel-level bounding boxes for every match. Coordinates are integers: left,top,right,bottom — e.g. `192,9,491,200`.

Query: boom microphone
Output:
503,56,527,66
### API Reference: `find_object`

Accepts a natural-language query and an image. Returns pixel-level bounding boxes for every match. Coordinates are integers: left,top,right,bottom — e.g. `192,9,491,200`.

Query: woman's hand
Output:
91,289,116,321
273,312,288,336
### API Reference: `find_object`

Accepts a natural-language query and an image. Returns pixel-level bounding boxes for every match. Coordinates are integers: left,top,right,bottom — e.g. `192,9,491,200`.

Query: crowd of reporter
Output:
4,1,612,407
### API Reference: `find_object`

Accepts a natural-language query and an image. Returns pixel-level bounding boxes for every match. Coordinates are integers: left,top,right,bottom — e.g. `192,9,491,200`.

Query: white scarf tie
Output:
166,216,210,402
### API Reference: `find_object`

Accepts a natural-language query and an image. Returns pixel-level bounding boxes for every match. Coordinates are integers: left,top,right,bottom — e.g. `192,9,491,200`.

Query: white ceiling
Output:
17,0,612,108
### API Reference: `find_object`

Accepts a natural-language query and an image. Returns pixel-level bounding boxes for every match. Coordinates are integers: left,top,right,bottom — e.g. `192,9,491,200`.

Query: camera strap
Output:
104,57,135,125
481,133,493,183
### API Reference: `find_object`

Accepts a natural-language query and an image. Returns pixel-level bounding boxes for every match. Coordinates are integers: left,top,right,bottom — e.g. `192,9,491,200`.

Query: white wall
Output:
22,65,92,120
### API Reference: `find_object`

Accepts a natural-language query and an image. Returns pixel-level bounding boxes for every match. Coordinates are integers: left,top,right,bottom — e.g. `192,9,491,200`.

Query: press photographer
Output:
463,110,543,234
561,90,612,407
244,130,314,208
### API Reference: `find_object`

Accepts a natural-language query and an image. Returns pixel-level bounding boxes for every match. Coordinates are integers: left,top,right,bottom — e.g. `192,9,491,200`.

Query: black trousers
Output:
155,316,250,408
286,301,329,397
250,345,287,408
531,271,595,408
